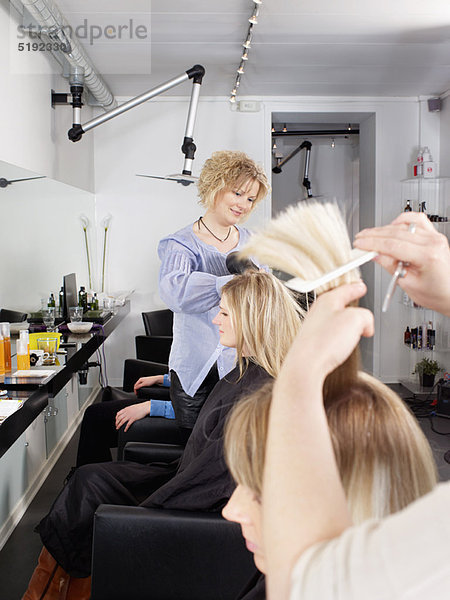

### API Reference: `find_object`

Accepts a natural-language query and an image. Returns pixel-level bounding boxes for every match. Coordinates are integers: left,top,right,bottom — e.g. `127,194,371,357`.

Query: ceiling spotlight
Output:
253,0,262,4
272,141,277,150
235,77,241,87
282,123,287,133
347,124,352,130
229,95,237,104
243,37,252,49
237,62,245,74
331,138,335,149
249,14,258,25
271,126,275,133
241,50,249,61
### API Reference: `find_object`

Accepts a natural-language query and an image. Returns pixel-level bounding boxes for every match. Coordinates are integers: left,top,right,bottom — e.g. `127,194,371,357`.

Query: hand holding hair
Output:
354,212,450,316
280,282,373,385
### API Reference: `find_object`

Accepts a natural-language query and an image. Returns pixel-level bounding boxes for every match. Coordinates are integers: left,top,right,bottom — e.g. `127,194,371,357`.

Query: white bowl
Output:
67,322,93,334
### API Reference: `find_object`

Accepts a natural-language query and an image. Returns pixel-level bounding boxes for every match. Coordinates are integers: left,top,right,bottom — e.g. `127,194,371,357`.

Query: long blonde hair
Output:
240,201,363,398
221,271,302,379
225,374,437,522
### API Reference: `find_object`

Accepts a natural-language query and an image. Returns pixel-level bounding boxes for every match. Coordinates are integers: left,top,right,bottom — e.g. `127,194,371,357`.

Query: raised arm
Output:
263,282,374,600
158,239,232,313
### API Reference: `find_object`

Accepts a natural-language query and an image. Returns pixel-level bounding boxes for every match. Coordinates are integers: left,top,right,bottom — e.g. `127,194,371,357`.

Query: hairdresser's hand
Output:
354,212,450,316
115,401,151,432
283,282,373,383
134,375,164,395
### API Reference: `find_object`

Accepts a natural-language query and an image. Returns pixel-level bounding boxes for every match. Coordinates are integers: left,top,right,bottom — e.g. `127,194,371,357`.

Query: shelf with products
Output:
401,176,450,227
398,171,450,384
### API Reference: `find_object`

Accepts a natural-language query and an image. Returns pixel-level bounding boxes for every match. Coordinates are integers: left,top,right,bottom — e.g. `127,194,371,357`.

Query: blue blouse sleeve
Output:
149,400,175,419
158,239,232,314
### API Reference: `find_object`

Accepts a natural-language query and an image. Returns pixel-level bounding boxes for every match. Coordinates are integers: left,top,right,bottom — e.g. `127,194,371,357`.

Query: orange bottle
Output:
0,333,4,376
0,323,11,371
16,338,30,370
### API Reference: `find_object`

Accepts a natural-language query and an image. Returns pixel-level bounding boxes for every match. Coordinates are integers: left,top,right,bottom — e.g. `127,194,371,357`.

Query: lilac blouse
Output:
158,222,252,396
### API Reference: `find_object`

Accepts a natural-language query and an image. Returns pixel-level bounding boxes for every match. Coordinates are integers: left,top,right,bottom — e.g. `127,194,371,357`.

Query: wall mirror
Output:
0,160,95,314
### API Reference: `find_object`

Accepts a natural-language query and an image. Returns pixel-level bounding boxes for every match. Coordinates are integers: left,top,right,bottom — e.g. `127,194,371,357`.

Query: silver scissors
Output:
382,223,416,312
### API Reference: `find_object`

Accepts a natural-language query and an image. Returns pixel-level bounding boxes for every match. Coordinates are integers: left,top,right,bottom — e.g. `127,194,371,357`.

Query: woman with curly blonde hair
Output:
150,150,269,437
75,151,269,468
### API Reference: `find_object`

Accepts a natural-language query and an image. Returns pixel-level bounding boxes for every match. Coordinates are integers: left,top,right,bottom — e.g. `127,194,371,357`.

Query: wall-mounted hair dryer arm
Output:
301,141,313,197
68,65,205,175
272,140,311,174
180,65,204,175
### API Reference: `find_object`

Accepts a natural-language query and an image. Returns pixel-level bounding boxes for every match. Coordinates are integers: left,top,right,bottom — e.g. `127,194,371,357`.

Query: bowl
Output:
67,322,93,334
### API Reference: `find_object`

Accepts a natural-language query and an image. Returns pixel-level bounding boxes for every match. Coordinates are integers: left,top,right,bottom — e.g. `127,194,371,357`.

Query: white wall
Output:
0,0,94,191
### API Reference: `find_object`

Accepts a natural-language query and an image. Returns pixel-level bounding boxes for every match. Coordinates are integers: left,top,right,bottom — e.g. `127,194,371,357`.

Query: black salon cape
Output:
237,572,266,600
37,361,270,577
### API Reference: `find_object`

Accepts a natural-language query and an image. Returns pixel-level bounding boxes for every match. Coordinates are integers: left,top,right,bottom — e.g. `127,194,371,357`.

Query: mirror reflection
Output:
0,160,95,315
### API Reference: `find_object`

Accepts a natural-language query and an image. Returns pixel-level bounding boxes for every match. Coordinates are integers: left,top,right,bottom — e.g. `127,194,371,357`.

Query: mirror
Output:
0,160,96,314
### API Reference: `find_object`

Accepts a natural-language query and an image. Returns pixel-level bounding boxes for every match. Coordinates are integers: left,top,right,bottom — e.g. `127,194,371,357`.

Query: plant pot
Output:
420,373,435,388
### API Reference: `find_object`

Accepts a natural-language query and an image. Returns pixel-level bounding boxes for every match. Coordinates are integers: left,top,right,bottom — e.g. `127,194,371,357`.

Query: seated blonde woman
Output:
222,374,438,600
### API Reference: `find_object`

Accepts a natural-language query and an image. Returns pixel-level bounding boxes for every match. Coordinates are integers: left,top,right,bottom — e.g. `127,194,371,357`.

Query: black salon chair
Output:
0,308,28,322
142,309,173,336
116,309,177,458
91,442,256,600
136,309,173,364
117,358,183,459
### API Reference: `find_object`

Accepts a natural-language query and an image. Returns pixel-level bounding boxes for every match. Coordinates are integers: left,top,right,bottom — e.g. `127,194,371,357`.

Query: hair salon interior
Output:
1,0,450,598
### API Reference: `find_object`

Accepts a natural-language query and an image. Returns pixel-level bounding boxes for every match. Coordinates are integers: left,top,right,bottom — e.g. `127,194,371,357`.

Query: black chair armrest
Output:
122,358,168,392
123,441,184,464
91,505,256,600
117,417,185,460
135,335,172,363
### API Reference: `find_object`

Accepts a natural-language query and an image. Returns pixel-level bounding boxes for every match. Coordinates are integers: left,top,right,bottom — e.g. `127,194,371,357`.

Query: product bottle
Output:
413,148,423,177
0,332,4,376
0,323,11,371
404,326,411,345
428,321,436,350
422,146,436,178
59,286,64,311
78,286,88,312
20,329,30,355
92,293,99,311
48,293,56,308
417,325,422,350
404,199,413,212
421,321,428,351
16,337,30,370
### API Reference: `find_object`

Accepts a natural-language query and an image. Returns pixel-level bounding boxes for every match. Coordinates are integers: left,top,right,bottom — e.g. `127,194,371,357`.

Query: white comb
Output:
285,249,377,294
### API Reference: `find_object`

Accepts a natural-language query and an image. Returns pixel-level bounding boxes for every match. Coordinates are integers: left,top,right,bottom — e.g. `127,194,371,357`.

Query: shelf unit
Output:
400,176,450,394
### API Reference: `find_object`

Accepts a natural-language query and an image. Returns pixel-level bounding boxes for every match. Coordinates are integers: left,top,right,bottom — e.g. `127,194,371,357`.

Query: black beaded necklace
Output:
198,216,232,243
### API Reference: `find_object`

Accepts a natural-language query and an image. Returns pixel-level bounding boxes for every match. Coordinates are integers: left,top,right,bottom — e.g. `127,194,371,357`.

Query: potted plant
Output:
414,358,442,388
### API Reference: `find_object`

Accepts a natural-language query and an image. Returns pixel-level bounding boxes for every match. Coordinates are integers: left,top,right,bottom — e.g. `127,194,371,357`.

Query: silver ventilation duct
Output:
20,0,116,109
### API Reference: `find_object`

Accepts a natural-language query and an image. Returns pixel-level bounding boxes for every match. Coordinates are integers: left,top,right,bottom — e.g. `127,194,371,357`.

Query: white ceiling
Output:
50,0,450,97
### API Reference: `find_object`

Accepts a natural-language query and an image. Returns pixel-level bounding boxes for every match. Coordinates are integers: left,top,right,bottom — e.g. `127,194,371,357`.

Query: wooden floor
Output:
0,386,449,600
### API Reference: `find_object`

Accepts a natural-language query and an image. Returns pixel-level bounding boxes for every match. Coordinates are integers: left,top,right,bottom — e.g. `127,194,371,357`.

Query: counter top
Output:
0,301,130,459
